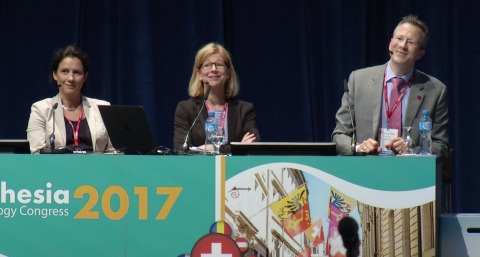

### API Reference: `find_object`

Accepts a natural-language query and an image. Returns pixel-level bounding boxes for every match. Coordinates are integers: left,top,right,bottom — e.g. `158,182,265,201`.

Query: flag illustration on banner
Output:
190,233,241,257
210,221,232,236
235,238,249,253
328,187,357,225
305,218,325,246
326,187,357,257
326,224,346,257
296,246,311,257
270,184,311,238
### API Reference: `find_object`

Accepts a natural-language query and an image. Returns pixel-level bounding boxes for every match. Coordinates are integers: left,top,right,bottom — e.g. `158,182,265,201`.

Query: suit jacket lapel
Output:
405,72,425,127
82,96,97,150
371,65,386,138
227,99,238,140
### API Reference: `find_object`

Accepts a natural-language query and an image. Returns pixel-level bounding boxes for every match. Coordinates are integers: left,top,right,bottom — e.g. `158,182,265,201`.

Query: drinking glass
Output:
402,126,415,155
212,128,224,154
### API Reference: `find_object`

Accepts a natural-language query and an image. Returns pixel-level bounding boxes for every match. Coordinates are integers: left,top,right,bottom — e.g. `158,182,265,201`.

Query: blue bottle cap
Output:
422,110,429,115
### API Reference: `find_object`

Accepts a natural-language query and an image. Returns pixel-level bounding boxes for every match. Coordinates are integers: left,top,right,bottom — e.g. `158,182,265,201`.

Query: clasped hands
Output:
358,137,407,155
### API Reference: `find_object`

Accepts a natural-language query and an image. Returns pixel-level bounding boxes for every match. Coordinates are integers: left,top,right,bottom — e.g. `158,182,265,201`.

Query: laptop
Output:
98,105,158,155
230,142,337,156
0,139,30,154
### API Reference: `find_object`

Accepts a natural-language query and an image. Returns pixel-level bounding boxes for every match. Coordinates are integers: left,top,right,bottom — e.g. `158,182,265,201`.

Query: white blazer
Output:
27,94,115,153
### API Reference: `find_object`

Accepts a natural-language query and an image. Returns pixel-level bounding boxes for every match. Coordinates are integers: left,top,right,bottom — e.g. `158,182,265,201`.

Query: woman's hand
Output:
241,132,256,143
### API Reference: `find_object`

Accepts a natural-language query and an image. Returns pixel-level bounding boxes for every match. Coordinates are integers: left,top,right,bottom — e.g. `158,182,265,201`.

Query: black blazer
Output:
174,97,261,153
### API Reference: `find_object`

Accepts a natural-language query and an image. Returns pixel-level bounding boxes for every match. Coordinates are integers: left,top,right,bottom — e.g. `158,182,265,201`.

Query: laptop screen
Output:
98,105,158,155
0,139,30,154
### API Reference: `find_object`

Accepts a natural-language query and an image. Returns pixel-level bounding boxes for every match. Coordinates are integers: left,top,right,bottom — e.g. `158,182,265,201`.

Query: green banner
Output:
0,155,216,257
225,156,435,191
0,155,435,256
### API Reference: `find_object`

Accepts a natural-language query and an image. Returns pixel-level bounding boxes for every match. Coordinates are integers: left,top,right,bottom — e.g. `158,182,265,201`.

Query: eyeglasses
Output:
394,36,420,47
201,62,227,71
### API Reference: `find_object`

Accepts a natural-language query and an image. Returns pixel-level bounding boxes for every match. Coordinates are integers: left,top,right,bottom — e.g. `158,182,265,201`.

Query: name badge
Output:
379,128,398,155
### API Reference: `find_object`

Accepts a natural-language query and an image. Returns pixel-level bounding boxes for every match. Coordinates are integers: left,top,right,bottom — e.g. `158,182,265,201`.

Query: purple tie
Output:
389,77,404,136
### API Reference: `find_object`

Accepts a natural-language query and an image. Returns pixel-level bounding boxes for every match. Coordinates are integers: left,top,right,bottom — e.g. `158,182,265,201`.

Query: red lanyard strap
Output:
66,108,84,149
383,69,413,119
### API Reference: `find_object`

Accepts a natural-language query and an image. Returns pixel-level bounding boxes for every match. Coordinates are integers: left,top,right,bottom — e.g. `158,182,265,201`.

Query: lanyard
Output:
205,102,228,131
383,69,413,125
66,108,84,149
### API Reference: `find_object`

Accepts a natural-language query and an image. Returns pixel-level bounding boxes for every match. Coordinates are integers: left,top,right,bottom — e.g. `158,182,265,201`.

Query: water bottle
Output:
205,111,217,151
419,110,432,155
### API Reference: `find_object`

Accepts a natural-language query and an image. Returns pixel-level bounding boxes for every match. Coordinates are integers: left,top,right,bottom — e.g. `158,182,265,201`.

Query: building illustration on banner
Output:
224,165,361,257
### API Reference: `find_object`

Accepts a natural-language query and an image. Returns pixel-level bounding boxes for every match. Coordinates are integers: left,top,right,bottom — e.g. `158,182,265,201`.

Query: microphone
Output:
40,103,59,154
182,83,211,152
338,216,360,257
343,80,366,156
204,84,211,101
49,103,58,151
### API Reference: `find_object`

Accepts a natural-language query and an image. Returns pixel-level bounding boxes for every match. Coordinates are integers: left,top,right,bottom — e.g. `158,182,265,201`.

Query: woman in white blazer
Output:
27,45,114,154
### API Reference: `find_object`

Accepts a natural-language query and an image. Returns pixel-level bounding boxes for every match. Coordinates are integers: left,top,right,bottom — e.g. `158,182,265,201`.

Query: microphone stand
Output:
343,79,365,156
182,84,211,153
49,103,58,152
40,103,66,154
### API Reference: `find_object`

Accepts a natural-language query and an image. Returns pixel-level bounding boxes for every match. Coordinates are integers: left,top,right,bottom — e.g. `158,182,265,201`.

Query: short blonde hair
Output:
188,42,240,98
394,15,429,50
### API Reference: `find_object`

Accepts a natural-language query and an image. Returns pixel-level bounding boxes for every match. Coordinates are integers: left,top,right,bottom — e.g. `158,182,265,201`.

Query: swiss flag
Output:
191,233,241,257
305,218,325,246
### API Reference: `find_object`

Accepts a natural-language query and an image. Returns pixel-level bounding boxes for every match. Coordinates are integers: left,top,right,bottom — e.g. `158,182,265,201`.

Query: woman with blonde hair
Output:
174,42,260,153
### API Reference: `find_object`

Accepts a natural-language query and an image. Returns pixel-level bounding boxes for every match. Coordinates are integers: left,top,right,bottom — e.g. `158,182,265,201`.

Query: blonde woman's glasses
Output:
201,62,227,71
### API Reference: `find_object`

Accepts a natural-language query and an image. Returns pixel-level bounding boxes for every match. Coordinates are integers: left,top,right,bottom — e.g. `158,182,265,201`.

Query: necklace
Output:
62,104,82,112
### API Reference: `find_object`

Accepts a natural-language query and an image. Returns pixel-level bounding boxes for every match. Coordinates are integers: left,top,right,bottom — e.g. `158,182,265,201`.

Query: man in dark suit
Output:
332,15,448,159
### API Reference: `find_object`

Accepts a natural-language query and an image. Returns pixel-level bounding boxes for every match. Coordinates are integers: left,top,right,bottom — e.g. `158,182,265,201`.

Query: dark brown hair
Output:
50,45,90,92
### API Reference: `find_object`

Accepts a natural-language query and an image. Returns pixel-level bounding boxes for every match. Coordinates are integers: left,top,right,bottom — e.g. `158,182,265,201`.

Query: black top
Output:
65,117,93,151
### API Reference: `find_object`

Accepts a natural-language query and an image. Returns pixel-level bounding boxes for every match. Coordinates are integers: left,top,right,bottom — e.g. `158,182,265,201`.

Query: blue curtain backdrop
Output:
0,0,477,212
